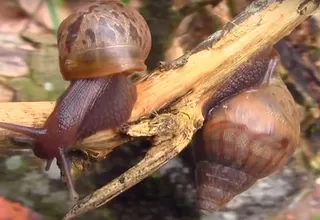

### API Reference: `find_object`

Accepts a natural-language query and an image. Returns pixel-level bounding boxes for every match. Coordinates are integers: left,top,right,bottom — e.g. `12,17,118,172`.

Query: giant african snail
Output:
193,48,300,212
0,0,151,200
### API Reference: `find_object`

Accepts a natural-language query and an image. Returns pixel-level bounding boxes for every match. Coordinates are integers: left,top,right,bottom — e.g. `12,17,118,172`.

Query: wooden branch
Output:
0,0,318,156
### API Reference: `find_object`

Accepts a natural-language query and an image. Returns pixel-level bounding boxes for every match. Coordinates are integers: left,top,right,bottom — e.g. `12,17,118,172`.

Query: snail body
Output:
0,0,151,200
193,49,300,212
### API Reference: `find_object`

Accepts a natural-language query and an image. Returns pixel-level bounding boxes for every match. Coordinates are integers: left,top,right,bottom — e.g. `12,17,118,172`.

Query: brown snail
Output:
0,0,151,200
193,48,300,212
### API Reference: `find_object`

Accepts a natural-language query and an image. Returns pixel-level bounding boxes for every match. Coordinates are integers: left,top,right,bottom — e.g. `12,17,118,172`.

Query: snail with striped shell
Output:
0,0,151,200
193,48,300,212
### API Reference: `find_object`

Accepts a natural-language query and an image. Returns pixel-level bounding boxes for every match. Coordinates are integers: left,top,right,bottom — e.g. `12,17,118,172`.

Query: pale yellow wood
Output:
0,102,54,150
1,0,318,156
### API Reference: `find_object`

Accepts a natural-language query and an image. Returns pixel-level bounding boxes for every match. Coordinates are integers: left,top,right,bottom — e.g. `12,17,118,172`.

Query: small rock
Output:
46,159,61,180
5,155,22,170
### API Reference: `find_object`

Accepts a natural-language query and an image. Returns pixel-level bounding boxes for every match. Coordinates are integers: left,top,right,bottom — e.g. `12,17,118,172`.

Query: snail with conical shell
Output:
193,48,300,211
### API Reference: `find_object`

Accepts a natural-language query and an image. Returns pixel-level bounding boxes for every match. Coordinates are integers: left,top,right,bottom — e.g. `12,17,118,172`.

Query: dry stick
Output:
58,0,320,219
0,0,316,153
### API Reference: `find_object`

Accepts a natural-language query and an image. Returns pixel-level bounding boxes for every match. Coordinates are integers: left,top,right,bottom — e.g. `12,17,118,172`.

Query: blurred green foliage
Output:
47,0,60,34
121,0,131,4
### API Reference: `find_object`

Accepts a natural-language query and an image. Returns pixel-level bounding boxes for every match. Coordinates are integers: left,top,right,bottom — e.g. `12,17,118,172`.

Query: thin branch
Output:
0,0,318,155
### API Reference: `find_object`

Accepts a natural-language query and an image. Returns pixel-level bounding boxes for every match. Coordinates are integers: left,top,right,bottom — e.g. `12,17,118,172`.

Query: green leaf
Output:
312,216,320,220
121,0,131,4
47,0,60,35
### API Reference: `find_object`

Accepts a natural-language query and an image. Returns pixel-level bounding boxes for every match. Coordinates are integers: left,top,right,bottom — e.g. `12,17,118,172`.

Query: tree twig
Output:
0,0,318,155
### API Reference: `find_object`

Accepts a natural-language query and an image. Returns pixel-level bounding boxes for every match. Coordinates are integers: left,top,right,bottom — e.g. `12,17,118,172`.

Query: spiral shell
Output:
57,0,151,80
193,52,300,212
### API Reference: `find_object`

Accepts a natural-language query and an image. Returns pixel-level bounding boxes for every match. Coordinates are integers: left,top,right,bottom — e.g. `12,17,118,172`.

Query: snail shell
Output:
57,0,151,80
193,52,300,212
